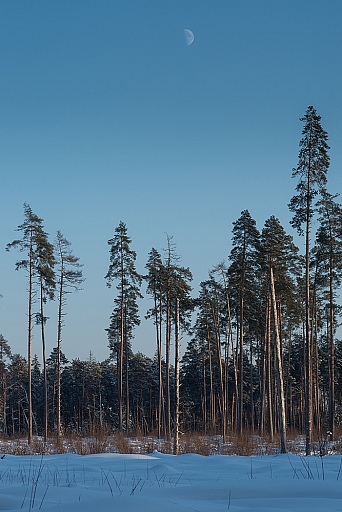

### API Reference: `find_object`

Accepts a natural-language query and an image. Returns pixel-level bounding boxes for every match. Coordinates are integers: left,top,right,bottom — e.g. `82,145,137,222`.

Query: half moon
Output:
184,28,194,46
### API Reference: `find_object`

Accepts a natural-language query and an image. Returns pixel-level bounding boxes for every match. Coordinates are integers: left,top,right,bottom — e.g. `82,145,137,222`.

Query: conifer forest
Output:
2,106,342,455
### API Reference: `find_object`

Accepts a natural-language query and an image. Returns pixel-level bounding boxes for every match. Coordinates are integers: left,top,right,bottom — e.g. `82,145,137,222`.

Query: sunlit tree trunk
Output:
173,298,180,455
270,266,287,453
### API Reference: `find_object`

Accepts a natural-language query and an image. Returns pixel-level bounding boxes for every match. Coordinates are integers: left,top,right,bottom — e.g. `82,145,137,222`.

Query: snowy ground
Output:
0,451,342,511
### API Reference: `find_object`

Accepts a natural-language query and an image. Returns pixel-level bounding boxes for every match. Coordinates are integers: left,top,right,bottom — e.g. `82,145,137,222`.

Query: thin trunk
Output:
202,353,207,433
329,226,335,438
249,337,254,432
259,298,269,436
312,302,320,434
238,247,246,435
238,297,244,434
158,292,165,436
27,232,33,444
173,298,180,455
207,320,215,430
165,289,171,440
56,270,63,438
305,173,312,456
210,299,226,440
153,289,163,437
118,298,124,431
231,323,239,432
269,266,287,453
125,310,130,431
266,301,274,440
40,279,48,441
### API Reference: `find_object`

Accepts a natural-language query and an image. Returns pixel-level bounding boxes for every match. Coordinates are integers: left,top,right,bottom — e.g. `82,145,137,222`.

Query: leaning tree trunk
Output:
269,266,287,453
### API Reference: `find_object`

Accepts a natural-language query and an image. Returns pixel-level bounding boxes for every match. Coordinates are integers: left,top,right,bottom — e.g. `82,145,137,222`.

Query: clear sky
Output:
2,0,342,362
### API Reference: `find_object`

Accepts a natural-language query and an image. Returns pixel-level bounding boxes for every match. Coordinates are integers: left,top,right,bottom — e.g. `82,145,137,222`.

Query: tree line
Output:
2,106,342,455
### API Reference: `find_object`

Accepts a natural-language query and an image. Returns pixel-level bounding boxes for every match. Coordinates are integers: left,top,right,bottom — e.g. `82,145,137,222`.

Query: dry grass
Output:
1,429,342,457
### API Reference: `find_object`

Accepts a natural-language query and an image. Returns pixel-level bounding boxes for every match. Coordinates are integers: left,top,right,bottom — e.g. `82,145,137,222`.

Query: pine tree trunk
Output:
27,232,33,444
207,324,215,431
266,302,274,440
57,271,63,438
165,290,171,440
249,339,254,432
118,299,124,431
210,299,226,441
202,354,207,433
305,182,312,456
125,313,130,431
155,294,163,438
259,299,269,437
173,298,180,455
238,295,244,435
328,225,335,438
269,266,287,453
40,279,48,441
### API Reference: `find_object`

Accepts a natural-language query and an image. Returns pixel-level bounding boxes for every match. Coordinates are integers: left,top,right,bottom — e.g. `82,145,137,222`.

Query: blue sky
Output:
2,0,342,362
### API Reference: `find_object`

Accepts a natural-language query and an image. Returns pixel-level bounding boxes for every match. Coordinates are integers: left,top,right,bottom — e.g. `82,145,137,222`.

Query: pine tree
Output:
288,106,330,454
145,248,165,436
35,223,56,440
228,210,260,434
6,204,51,443
105,221,142,431
55,230,84,437
260,216,301,448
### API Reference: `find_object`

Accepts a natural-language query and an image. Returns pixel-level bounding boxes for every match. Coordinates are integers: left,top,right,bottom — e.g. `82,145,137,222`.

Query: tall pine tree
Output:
55,230,84,437
228,210,260,434
6,204,52,443
105,221,142,431
288,106,330,454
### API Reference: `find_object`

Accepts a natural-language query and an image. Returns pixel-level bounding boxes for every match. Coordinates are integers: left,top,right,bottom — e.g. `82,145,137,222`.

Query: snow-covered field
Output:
0,451,342,511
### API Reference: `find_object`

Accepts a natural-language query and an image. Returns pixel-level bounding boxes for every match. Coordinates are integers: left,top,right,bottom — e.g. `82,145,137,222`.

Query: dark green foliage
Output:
289,106,330,235
105,221,142,358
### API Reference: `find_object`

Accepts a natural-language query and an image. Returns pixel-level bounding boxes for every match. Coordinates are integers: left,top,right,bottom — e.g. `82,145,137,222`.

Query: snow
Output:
0,450,342,511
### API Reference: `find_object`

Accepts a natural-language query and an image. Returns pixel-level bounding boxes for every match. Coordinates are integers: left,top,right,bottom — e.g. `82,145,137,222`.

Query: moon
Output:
184,28,194,46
